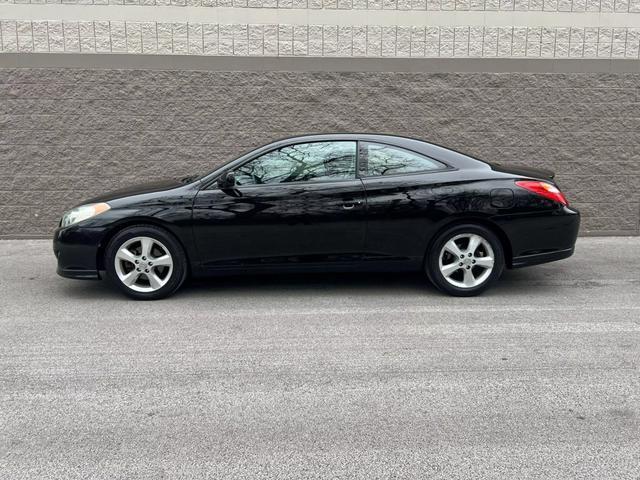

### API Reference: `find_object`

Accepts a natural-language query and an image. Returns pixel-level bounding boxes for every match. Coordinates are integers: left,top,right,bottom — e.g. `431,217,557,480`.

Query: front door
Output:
192,140,367,270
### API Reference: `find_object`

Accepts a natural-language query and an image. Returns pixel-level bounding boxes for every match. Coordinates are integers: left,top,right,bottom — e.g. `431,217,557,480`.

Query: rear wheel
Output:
105,225,187,300
426,224,504,296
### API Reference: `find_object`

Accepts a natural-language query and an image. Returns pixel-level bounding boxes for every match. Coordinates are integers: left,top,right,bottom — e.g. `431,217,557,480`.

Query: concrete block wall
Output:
1,0,639,10
2,21,640,58
1,0,639,236
0,66,638,236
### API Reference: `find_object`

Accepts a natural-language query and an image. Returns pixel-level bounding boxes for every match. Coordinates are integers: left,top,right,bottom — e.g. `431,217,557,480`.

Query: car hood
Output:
81,178,192,205
489,162,555,181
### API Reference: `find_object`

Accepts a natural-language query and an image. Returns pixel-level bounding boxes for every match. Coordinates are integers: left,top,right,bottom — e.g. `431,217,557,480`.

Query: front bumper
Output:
53,225,107,280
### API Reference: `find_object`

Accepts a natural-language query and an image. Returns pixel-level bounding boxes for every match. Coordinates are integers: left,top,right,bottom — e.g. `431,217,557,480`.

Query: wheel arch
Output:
96,218,192,273
426,216,514,269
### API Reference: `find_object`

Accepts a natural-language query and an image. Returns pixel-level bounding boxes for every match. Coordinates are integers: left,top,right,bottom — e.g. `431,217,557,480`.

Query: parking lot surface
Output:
1,237,639,479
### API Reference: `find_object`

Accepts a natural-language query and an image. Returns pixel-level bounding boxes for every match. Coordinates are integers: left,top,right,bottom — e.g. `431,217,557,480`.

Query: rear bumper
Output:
53,225,107,280
511,246,574,268
494,205,580,269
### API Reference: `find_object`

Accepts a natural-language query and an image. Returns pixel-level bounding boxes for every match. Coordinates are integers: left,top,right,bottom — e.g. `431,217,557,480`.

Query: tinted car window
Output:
365,143,446,176
234,141,357,186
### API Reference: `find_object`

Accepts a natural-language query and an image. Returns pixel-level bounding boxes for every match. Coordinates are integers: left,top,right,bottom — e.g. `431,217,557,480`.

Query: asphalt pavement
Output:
0,237,639,479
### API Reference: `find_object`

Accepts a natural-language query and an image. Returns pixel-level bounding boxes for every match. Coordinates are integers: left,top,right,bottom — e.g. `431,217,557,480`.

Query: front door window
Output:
234,141,357,186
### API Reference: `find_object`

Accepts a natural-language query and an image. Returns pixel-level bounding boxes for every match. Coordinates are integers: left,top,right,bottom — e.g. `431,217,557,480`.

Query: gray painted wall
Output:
1,65,638,236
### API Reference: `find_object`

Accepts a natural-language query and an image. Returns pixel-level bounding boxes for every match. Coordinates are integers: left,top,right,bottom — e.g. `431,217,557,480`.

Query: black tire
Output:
104,225,188,300
426,223,505,297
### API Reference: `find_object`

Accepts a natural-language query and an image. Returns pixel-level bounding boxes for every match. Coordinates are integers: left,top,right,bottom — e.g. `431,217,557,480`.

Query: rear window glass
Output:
365,143,446,176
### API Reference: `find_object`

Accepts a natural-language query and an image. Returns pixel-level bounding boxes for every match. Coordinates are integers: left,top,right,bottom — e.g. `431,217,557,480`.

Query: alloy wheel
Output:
438,233,495,289
114,236,174,293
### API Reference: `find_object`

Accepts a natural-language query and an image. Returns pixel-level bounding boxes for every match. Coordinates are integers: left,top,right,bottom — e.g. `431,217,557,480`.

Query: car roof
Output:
265,133,436,147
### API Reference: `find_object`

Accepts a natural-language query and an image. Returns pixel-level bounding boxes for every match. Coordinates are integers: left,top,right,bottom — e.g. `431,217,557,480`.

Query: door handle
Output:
342,200,363,210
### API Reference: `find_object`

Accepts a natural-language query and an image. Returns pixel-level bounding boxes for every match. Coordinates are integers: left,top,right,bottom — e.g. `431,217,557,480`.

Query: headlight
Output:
60,203,111,228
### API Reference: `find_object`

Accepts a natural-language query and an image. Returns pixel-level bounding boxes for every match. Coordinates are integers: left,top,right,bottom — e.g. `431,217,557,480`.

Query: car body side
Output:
53,134,580,280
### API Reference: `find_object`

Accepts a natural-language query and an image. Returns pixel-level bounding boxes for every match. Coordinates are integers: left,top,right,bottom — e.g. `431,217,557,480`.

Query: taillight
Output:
515,180,568,206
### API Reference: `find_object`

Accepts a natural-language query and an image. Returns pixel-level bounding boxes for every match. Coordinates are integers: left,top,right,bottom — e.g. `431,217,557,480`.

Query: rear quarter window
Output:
363,143,447,176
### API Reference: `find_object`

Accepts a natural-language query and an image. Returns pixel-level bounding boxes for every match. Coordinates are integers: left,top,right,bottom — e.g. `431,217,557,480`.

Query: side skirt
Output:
193,259,422,277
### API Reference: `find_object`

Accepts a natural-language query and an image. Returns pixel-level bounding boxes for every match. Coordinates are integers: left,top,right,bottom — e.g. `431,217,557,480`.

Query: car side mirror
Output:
217,171,236,189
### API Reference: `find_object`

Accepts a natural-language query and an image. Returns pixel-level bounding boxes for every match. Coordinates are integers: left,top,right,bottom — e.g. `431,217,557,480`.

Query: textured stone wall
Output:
1,0,639,10
0,67,638,236
2,21,640,59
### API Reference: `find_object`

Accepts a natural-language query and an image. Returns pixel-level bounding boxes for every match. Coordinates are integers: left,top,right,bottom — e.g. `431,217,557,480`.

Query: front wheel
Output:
105,225,188,300
426,224,505,297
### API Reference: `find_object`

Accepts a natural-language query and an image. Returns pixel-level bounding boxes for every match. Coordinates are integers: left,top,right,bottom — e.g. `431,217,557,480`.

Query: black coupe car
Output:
54,134,580,299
